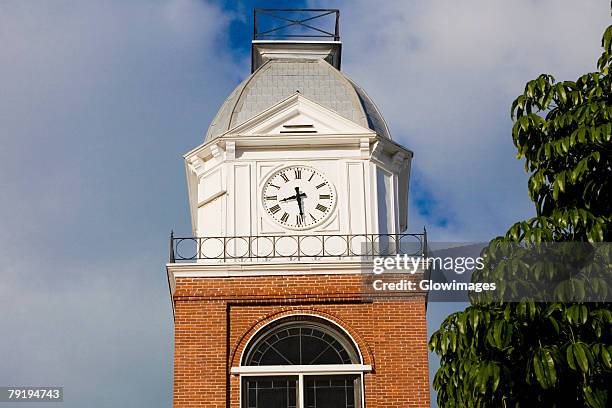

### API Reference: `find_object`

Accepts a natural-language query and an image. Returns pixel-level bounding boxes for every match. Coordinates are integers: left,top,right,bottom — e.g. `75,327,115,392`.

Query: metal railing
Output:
253,9,340,41
169,231,427,263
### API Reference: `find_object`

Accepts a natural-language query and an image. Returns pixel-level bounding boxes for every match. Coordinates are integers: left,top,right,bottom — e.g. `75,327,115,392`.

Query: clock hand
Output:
297,196,304,216
280,194,297,202
295,187,305,216
280,189,308,203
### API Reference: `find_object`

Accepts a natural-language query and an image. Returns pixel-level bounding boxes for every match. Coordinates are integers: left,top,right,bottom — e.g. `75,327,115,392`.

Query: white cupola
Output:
183,9,413,247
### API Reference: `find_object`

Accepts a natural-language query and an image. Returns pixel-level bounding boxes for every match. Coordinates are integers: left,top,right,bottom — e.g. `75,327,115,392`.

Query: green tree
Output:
429,25,612,407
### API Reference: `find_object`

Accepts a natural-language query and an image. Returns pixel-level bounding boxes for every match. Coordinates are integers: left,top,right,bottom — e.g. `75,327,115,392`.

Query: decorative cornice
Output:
210,143,224,160
168,259,369,276
360,138,370,159
188,155,206,177
166,259,429,295
225,140,236,160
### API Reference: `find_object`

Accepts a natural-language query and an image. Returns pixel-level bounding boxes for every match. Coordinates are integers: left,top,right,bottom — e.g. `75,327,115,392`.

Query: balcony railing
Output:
253,9,340,41
169,232,427,263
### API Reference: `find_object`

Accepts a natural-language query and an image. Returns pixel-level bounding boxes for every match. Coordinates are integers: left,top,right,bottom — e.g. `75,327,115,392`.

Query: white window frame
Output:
235,314,371,408
234,365,370,408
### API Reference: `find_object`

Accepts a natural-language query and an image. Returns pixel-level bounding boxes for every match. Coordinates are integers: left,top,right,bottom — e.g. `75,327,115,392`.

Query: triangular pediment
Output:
222,93,375,137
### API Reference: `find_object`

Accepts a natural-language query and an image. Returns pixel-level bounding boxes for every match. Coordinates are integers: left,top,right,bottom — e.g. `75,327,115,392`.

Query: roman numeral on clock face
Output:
280,173,289,182
319,194,330,199
265,195,277,201
269,204,281,214
316,182,327,189
280,212,289,223
294,169,301,179
316,204,327,212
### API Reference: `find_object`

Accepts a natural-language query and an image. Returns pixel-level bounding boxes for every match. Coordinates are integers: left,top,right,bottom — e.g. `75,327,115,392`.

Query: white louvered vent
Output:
280,124,317,134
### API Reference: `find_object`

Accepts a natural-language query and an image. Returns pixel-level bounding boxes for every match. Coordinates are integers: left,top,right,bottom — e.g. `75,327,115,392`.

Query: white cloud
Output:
0,0,240,250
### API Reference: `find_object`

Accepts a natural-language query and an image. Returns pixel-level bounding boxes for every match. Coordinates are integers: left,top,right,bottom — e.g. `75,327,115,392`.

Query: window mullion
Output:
298,373,304,408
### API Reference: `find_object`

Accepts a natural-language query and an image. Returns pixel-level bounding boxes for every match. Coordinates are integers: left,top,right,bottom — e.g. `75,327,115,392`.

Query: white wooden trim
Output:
298,374,304,408
223,93,374,137
237,369,366,408
231,364,372,375
166,260,369,282
359,372,365,408
197,190,226,207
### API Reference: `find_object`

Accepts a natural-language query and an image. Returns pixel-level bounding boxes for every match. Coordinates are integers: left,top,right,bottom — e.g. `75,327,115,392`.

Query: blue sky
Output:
0,1,609,407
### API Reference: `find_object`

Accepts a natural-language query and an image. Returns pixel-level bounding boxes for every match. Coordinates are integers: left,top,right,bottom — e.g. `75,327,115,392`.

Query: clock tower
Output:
167,9,430,407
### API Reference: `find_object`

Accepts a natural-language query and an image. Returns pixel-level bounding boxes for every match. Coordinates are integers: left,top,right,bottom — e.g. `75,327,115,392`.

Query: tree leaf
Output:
533,348,557,389
572,342,589,373
566,344,578,371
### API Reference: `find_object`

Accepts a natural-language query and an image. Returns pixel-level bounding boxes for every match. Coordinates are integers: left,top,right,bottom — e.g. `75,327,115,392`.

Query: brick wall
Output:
172,273,429,407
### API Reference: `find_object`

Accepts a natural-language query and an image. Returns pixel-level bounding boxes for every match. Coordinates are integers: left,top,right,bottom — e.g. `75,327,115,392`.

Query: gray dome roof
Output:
205,59,391,141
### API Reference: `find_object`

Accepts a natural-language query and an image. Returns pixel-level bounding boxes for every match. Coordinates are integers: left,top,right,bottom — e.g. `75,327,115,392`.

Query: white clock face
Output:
262,165,336,230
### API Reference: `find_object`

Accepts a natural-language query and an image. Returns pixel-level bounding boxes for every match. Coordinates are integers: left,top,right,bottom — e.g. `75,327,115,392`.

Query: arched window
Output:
244,321,360,366
233,316,370,408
